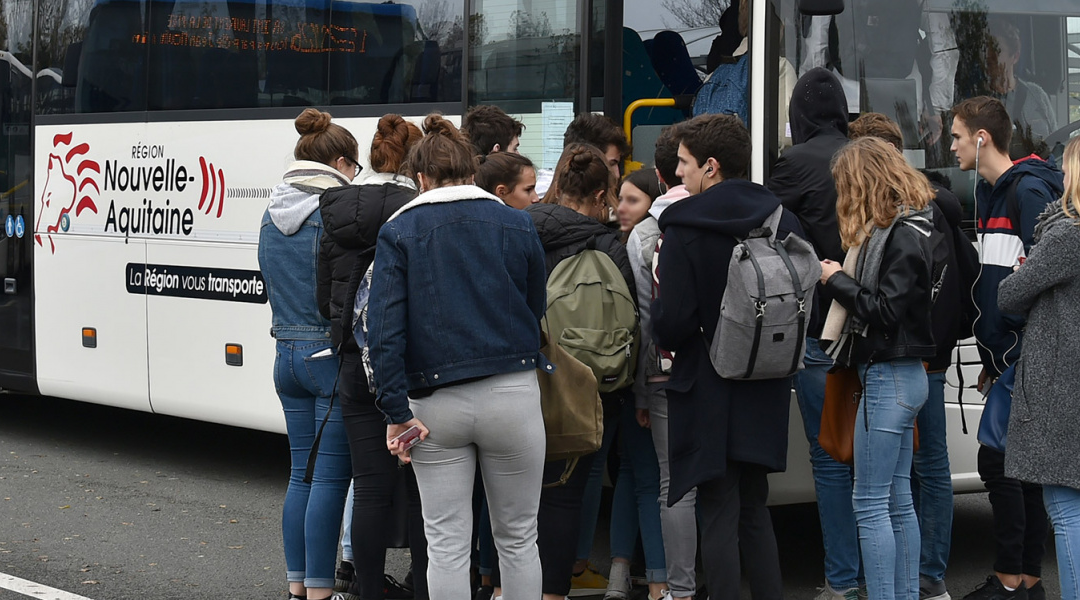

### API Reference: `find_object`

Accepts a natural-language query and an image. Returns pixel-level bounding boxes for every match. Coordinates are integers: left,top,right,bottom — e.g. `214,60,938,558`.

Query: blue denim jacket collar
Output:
387,184,505,222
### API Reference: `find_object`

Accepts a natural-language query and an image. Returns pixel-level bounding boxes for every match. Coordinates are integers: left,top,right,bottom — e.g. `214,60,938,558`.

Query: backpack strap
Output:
741,243,768,379
775,240,807,375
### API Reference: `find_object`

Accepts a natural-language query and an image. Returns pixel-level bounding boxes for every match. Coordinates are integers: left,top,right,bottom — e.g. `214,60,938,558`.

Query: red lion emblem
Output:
36,132,100,253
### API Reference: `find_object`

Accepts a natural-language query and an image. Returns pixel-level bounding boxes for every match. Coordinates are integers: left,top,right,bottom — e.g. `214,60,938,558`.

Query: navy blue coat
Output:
652,179,803,504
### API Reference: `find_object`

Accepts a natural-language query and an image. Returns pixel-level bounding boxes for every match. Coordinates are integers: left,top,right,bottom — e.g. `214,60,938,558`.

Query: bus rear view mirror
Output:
797,0,844,16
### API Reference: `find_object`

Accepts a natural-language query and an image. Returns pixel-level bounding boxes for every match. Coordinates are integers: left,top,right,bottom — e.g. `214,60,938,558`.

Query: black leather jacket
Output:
824,222,936,365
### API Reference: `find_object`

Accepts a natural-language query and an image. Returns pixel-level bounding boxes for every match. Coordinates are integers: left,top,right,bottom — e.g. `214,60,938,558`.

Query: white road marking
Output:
0,572,95,600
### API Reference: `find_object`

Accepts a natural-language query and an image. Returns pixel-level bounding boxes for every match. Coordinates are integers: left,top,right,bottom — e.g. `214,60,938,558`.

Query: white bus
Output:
2,0,1077,503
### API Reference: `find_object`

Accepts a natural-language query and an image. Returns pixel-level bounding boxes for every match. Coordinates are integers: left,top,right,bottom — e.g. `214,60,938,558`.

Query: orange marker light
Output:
225,343,243,366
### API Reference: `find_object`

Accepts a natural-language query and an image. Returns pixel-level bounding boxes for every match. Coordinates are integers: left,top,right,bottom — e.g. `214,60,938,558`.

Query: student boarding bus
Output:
1,0,1078,503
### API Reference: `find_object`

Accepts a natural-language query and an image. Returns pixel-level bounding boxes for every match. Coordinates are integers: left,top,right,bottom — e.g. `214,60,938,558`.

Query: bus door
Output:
0,1,38,393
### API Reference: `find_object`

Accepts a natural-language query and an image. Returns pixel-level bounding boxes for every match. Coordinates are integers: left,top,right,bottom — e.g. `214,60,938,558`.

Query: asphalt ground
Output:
0,393,1060,600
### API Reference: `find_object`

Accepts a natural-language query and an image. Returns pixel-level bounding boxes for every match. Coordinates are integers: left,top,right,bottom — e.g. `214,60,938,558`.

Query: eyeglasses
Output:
341,156,362,178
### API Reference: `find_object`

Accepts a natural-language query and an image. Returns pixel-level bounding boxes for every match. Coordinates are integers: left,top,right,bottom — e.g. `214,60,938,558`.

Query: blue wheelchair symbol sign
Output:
14,215,25,238
4,215,13,238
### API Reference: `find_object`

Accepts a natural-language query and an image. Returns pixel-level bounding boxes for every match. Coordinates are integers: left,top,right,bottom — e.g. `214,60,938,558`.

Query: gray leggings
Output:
409,370,546,600
648,383,699,598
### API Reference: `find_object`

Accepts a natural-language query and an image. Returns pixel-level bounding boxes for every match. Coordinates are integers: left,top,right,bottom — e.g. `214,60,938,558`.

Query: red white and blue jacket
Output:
974,156,1063,376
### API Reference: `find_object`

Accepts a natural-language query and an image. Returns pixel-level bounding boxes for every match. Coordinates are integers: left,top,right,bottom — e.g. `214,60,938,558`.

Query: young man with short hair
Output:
651,113,800,600
539,114,630,199
461,104,524,155
950,95,1064,600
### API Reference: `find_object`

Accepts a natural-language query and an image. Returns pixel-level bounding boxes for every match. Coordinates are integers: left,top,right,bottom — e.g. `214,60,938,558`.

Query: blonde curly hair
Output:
831,137,934,249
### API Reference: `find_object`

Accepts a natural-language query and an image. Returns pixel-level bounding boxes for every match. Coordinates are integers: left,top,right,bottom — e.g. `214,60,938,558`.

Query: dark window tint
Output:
468,0,580,108
36,0,463,113
35,0,148,113
1,0,37,373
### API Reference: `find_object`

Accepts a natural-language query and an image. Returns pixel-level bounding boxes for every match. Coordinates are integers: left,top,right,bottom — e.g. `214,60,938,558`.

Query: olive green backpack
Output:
544,243,638,393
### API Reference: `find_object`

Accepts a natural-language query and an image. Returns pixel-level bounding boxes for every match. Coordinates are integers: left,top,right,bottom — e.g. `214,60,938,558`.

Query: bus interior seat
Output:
623,27,686,129
649,30,702,96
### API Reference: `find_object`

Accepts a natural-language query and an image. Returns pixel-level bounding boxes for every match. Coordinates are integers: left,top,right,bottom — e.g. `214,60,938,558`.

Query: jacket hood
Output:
658,179,782,237
1035,199,1078,243
526,203,616,251
268,160,351,235
648,184,690,220
994,157,1066,199
789,67,849,145
321,174,416,250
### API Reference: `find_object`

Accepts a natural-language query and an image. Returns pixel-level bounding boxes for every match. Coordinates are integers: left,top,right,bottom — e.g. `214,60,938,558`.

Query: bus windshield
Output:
770,0,1080,218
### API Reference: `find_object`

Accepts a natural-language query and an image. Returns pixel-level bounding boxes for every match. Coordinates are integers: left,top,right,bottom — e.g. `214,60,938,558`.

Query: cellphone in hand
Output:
392,425,423,452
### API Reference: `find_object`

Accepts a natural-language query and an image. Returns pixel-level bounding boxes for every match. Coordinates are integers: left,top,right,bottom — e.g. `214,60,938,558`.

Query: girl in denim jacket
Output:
258,108,358,600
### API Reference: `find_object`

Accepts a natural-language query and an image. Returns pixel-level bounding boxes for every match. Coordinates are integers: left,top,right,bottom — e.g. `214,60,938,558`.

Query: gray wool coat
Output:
999,203,1080,490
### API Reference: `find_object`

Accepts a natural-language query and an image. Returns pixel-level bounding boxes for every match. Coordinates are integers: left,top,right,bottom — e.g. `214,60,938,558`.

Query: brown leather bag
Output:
819,365,862,465
537,329,604,463
818,364,921,466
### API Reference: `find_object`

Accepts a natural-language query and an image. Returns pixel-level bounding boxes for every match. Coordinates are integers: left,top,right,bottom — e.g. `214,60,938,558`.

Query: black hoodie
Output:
651,179,805,503
767,67,850,339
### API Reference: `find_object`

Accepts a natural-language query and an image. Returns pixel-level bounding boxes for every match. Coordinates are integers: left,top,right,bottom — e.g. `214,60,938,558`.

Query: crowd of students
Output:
256,66,1080,600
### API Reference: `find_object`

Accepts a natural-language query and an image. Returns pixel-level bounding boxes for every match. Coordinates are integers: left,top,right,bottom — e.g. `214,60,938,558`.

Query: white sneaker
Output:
650,589,673,600
604,562,632,600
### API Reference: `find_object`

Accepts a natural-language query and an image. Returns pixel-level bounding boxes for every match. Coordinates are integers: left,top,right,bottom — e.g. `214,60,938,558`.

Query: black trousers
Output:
699,461,783,600
977,445,1048,577
491,452,597,596
340,354,429,600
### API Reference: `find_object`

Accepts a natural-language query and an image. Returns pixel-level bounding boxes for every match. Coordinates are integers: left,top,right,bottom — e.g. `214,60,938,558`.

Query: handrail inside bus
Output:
623,98,677,173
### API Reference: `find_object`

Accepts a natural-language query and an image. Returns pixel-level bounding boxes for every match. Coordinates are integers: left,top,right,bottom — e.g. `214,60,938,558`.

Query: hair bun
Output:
295,108,332,136
569,147,594,171
423,114,460,139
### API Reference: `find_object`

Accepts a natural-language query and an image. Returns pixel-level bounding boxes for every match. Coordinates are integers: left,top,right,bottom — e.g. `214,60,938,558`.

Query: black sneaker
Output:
962,576,1028,600
1026,581,1045,600
475,584,494,600
336,561,356,593
920,575,951,600
384,573,415,600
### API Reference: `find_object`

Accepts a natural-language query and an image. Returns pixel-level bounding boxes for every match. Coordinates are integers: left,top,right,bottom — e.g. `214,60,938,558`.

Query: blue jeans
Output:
1044,484,1080,600
912,371,952,583
853,359,927,600
275,340,352,590
577,396,621,562
794,338,861,590
610,402,667,582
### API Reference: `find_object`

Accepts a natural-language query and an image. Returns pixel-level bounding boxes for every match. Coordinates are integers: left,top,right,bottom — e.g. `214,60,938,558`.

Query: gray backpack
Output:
710,205,820,380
